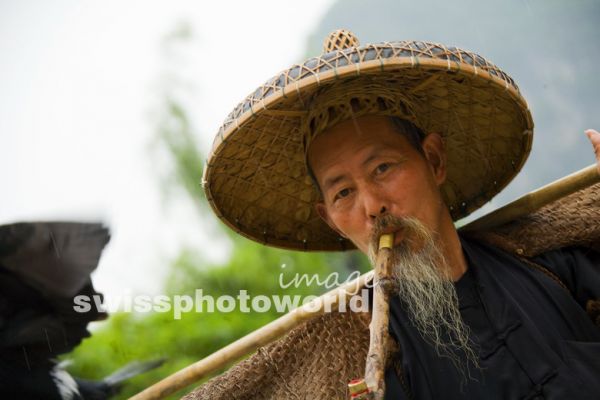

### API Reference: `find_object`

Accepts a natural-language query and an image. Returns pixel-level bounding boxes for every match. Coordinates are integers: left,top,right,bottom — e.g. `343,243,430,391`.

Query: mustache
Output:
369,214,404,247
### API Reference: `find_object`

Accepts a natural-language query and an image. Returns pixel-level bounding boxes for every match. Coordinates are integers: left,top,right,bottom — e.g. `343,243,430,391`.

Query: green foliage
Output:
66,299,280,399
65,3,600,397
158,98,206,204
66,237,362,399
65,22,368,399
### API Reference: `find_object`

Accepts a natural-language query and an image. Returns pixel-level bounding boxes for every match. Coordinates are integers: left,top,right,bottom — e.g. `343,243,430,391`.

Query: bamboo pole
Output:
363,233,395,399
133,164,599,400
462,164,600,232
130,271,374,400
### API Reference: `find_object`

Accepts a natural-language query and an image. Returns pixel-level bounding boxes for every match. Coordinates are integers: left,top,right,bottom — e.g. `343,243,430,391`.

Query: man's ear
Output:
315,201,347,238
421,133,447,185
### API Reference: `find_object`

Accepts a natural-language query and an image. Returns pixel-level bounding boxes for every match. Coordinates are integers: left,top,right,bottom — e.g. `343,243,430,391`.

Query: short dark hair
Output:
306,116,426,195
388,116,426,155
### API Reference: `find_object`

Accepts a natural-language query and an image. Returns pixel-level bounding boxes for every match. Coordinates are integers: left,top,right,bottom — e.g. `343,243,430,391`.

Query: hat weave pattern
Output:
186,183,600,399
204,31,534,251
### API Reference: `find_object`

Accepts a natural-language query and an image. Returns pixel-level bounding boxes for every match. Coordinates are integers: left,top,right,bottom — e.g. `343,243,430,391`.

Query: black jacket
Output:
385,236,600,400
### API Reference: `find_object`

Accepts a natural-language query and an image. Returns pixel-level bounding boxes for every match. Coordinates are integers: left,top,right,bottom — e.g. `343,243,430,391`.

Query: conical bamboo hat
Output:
203,30,534,251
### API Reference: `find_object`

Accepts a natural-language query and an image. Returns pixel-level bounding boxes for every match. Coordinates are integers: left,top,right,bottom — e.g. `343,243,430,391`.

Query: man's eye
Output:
376,163,390,174
338,188,351,198
333,188,351,202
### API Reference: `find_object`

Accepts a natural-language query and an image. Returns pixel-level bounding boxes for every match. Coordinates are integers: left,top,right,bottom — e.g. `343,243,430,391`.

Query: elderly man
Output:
309,114,600,399
192,30,600,399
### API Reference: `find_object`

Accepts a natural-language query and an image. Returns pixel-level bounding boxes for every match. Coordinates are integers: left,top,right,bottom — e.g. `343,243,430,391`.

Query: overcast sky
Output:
0,0,334,298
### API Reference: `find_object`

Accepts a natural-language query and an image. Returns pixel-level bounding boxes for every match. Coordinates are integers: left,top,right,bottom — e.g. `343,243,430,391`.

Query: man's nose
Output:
363,189,389,220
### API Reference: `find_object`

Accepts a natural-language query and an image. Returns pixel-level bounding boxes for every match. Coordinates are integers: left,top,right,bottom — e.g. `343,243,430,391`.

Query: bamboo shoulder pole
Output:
130,271,374,400
364,234,395,399
133,164,599,400
462,164,600,232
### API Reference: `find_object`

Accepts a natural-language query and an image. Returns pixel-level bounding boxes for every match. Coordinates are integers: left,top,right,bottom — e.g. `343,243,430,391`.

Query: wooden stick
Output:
462,164,600,232
133,165,599,399
363,233,395,399
130,271,374,400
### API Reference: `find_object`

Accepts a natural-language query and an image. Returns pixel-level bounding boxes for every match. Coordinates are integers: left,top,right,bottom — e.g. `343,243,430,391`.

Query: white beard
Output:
368,215,479,374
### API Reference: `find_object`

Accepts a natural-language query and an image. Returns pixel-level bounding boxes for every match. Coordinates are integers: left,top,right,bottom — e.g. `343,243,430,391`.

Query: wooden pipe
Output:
462,164,600,232
363,233,395,399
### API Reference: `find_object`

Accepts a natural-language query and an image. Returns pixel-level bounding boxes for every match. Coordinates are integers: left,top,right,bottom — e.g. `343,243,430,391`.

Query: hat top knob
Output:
322,29,360,53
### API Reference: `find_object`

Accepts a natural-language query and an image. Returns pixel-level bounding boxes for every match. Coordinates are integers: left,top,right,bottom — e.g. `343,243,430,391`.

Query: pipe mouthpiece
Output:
378,233,394,250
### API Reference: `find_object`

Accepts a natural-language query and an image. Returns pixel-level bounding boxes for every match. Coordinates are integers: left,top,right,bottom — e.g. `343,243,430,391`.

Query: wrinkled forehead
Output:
306,115,417,190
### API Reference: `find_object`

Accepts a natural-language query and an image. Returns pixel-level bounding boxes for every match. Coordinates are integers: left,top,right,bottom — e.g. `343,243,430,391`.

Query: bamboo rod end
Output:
348,378,370,398
378,234,394,250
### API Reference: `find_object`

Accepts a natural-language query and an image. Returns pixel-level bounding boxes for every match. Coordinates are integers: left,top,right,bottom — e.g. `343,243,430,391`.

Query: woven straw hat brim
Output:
203,39,534,251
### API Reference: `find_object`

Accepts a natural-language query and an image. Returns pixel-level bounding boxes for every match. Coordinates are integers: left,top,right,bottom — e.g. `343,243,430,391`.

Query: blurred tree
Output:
64,22,367,399
65,2,600,397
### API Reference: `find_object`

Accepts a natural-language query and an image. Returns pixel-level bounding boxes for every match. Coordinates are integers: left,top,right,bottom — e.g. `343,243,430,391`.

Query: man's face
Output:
308,116,478,367
307,115,448,253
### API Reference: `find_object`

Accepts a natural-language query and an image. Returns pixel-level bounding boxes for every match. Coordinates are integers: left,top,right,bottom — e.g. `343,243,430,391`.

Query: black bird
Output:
0,222,163,399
